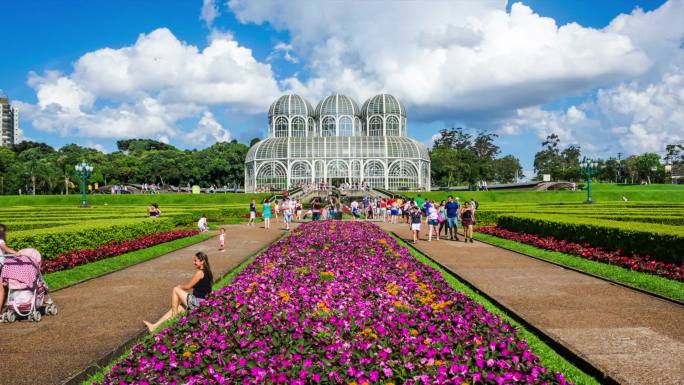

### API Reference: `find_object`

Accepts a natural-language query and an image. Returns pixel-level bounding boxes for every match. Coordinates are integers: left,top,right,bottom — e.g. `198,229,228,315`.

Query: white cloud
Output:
19,28,280,141
85,141,107,153
185,111,232,145
200,0,220,28
269,42,298,63
229,0,652,119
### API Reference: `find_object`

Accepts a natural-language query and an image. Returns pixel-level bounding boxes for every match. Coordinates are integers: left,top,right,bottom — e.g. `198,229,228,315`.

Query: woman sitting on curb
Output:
143,251,213,332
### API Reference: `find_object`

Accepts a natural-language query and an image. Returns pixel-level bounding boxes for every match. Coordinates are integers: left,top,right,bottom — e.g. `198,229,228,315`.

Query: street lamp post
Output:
580,158,598,204
74,160,94,207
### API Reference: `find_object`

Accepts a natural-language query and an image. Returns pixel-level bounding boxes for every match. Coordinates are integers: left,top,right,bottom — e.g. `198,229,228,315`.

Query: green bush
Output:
9,218,174,260
496,214,684,264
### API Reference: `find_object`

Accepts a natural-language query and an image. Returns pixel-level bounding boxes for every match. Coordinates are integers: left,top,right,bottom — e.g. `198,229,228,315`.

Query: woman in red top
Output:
380,199,387,222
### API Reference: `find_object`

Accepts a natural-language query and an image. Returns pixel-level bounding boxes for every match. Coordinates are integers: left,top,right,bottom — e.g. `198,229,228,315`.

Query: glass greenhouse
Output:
245,93,431,192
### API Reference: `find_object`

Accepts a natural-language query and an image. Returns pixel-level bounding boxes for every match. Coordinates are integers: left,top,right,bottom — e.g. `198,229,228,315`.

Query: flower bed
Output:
97,221,569,384
476,226,684,282
42,229,199,274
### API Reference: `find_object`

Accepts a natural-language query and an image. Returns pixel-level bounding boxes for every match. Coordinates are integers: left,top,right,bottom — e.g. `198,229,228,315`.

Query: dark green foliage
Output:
496,214,684,264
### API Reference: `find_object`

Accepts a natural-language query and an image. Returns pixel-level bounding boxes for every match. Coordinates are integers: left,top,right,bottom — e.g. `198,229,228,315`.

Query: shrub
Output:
10,218,174,260
496,214,684,264
42,229,199,273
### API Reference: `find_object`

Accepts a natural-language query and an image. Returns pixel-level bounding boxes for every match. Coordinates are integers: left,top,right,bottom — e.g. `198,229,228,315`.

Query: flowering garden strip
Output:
477,226,684,282
472,231,684,303
46,232,215,291
389,235,599,385
95,221,575,385
43,229,201,273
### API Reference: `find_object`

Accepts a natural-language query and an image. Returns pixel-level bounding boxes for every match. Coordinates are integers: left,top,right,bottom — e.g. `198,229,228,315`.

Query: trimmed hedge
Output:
10,218,174,260
496,214,684,264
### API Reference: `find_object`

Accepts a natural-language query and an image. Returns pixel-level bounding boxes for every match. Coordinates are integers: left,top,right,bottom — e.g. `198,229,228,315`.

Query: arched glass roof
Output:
315,94,360,117
268,94,315,118
246,136,429,162
361,94,406,117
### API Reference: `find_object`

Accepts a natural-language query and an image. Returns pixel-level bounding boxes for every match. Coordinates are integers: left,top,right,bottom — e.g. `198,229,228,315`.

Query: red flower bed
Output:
42,229,200,274
476,226,684,282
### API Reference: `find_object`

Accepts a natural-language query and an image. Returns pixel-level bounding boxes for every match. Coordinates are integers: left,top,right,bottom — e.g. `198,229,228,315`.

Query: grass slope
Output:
474,232,684,302
392,236,600,385
46,232,215,291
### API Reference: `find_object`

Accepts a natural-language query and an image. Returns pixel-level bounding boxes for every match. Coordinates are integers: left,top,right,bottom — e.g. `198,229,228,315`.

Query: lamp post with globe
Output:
580,158,598,203
75,161,94,207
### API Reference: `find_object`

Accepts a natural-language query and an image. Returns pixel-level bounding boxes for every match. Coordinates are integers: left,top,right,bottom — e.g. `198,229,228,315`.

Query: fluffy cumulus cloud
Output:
185,111,232,145
229,0,683,155
20,28,280,142
230,0,650,116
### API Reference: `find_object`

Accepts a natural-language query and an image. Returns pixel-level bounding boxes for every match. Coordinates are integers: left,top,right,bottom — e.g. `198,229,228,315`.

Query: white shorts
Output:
249,212,256,219
411,223,421,231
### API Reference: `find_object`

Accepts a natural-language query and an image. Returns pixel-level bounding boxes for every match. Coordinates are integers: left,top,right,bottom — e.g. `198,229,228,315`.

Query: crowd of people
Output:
246,193,478,244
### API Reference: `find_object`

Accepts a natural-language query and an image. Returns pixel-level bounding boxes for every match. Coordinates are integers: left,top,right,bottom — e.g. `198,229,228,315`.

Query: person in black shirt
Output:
410,205,422,244
143,251,213,332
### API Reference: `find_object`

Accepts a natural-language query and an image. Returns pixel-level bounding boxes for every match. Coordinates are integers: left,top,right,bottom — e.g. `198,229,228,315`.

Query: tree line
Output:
0,138,257,195
532,134,682,184
0,133,680,195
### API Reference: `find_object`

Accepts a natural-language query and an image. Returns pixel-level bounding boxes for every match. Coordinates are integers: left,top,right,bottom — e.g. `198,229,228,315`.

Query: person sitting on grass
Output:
0,224,19,311
148,203,161,218
143,251,213,332
197,215,209,232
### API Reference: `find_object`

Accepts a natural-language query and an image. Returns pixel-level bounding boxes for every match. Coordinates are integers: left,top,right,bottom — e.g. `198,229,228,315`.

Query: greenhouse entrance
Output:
329,178,349,188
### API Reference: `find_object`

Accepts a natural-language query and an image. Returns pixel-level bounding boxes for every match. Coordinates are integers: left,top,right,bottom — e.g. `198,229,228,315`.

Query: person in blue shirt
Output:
444,196,460,241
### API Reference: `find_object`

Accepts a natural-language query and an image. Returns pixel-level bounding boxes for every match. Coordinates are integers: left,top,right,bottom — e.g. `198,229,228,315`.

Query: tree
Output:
432,128,472,151
493,155,523,183
633,153,663,184
249,137,261,147
533,134,582,181
116,139,176,153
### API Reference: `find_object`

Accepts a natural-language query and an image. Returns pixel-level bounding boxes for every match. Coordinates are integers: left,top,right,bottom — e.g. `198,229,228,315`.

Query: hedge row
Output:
10,218,174,260
496,214,684,264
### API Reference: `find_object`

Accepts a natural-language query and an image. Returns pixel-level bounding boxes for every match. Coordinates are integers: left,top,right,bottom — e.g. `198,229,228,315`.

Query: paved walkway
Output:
380,222,684,385
0,223,290,385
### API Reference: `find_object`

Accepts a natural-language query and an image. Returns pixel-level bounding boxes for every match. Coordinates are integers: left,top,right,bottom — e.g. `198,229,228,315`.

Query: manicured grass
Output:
392,235,600,385
81,233,280,385
46,232,215,291
474,232,684,303
0,192,267,206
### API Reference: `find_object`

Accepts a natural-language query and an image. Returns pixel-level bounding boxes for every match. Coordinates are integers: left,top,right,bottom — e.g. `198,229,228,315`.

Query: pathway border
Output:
473,234,684,307
390,231,619,385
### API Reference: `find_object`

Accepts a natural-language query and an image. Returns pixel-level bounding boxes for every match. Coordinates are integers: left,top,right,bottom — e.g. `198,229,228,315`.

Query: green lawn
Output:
393,236,600,385
46,232,215,291
474,232,684,302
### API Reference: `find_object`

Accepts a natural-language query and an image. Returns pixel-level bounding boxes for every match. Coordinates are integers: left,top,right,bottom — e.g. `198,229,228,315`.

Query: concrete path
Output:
380,222,684,385
0,223,290,385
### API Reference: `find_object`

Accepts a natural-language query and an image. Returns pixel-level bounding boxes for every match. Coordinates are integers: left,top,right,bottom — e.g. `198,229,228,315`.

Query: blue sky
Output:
1,0,681,177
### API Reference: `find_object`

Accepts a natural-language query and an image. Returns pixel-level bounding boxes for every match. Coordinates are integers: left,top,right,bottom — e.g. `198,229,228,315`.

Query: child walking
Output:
218,228,225,252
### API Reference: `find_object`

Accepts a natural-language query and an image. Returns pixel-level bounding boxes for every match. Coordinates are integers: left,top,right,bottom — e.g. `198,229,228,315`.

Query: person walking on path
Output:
390,199,399,224
461,202,475,243
273,199,280,222
427,200,440,241
438,200,448,237
283,198,293,230
218,228,225,252
262,199,272,229
444,196,460,241
143,251,213,332
410,205,422,244
248,199,257,227
312,199,321,221
380,199,387,222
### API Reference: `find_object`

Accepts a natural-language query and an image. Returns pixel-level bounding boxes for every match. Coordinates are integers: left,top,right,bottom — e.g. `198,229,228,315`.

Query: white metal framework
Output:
246,93,430,192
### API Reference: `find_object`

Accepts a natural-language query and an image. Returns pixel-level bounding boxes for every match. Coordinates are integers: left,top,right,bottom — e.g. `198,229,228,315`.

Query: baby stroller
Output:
1,249,57,323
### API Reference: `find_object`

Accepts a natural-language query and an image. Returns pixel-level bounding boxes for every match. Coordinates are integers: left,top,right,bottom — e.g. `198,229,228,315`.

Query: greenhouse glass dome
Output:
245,93,430,192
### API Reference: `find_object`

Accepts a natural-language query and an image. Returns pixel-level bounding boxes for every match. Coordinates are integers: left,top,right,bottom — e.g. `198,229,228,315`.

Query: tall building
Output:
245,93,431,192
0,95,20,147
